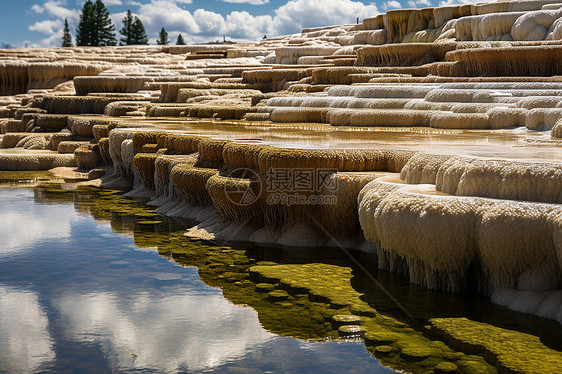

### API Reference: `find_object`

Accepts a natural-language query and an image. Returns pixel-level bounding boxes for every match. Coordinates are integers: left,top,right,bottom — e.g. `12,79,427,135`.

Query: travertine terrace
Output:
2,0,562,333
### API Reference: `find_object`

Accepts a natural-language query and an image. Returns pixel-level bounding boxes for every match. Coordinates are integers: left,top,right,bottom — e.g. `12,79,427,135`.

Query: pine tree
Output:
157,28,169,45
176,34,185,45
131,17,148,45
119,10,134,45
76,0,95,46
76,0,116,46
94,0,116,46
62,18,73,47
120,10,147,45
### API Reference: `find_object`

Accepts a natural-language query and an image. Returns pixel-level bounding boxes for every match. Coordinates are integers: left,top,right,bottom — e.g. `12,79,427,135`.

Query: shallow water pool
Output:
0,187,393,374
1,177,561,374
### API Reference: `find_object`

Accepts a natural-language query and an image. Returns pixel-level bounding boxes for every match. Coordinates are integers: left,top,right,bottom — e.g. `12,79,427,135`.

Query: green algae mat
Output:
430,318,562,374
249,263,495,374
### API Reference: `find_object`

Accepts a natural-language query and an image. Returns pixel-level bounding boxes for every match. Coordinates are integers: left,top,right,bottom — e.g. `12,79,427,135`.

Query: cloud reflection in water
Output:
0,285,55,373
0,189,76,256
55,288,273,372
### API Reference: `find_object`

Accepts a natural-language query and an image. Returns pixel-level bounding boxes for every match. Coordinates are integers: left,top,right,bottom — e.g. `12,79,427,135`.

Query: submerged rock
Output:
338,325,366,338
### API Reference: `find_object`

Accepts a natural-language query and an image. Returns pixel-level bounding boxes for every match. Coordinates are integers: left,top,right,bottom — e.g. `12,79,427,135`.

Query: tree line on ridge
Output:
62,0,185,47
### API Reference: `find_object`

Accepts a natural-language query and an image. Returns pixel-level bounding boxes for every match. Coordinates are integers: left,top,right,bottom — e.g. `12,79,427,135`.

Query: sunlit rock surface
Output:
1,0,562,330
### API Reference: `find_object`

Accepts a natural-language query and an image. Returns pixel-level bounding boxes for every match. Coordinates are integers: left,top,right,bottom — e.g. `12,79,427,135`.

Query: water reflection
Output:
119,117,562,163
0,189,76,256
3,176,561,373
55,290,272,372
0,186,390,373
0,285,55,373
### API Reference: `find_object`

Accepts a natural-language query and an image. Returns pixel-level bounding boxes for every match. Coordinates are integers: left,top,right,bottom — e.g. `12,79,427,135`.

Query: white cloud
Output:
226,11,273,40
35,31,68,47
272,0,379,36
104,0,123,5
29,19,63,34
32,1,78,20
408,0,431,7
382,0,402,9
222,0,270,4
136,1,200,34
111,10,128,35
31,4,45,14
193,9,227,36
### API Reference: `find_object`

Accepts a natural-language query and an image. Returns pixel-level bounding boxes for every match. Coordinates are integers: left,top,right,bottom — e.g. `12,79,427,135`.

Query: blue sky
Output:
0,0,445,48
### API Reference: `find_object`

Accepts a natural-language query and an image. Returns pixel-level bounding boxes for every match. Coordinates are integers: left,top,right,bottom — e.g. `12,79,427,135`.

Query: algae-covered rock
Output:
400,346,432,360
430,317,562,374
255,283,276,293
364,331,400,345
255,261,277,266
223,272,245,282
249,263,367,307
350,303,377,317
332,314,364,327
338,324,366,338
268,289,290,301
435,361,458,373
374,345,393,355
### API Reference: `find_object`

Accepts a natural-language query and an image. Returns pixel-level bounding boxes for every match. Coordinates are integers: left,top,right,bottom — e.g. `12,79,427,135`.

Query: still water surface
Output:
0,187,393,374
